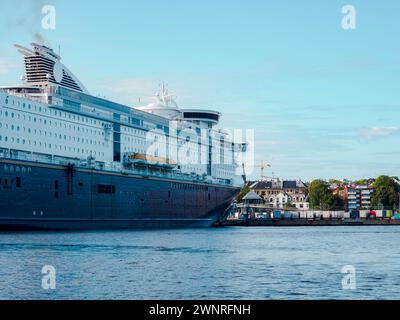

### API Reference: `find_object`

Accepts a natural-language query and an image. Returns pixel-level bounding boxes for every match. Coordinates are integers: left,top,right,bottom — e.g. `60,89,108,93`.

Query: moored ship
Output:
0,43,245,230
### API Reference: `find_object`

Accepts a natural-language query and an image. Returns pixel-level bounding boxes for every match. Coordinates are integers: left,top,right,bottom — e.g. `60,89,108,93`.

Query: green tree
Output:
371,176,400,209
308,180,330,209
328,179,342,186
308,180,343,210
237,185,251,203
355,179,367,185
325,193,345,210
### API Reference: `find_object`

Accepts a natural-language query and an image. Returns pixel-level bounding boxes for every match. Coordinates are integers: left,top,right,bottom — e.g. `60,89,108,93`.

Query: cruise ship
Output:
0,43,245,229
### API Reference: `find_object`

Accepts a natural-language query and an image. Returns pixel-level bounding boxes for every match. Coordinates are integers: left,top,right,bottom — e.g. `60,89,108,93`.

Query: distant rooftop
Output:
242,191,263,201
252,179,307,190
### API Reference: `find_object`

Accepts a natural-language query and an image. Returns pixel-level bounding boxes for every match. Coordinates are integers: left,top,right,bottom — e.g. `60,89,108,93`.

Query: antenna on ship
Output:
154,82,178,107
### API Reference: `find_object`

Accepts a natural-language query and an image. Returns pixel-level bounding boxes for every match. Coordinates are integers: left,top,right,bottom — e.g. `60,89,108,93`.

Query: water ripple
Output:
0,226,399,299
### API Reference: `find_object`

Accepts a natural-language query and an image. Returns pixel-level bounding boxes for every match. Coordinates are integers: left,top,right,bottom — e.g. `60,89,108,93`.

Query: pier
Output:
218,218,400,227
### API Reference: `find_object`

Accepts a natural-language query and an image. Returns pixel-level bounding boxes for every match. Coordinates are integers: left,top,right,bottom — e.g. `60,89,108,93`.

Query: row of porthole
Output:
5,98,37,111
171,183,209,191
0,135,106,157
3,164,32,174
0,110,105,139
2,99,230,160
0,127,105,148
123,126,146,135
4,98,105,127
0,121,104,145
3,97,226,146
33,210,44,216
0,105,108,158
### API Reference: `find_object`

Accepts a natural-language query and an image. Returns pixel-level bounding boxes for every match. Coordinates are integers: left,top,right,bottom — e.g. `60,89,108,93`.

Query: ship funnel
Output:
15,43,89,94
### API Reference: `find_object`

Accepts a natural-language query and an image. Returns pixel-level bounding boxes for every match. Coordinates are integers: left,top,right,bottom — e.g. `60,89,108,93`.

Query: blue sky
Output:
1,0,399,180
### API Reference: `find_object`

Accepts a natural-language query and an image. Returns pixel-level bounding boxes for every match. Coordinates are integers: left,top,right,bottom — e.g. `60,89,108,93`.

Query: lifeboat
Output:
123,153,177,169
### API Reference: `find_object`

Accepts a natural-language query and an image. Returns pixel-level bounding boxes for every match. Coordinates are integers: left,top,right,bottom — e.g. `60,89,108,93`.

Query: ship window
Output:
97,184,116,194
16,177,21,188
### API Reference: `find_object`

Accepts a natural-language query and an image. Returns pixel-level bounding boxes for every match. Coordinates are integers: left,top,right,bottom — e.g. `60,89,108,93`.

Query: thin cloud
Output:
360,126,400,141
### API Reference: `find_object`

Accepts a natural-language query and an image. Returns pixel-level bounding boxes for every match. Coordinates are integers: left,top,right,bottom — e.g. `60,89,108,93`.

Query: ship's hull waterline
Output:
0,159,240,230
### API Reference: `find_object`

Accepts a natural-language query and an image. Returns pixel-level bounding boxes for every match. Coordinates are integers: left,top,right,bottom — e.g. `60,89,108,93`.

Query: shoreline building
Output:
347,185,374,211
239,190,264,219
251,179,309,210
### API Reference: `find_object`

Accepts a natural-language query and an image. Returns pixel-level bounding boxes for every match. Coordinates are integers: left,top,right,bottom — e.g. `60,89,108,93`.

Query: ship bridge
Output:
181,109,220,127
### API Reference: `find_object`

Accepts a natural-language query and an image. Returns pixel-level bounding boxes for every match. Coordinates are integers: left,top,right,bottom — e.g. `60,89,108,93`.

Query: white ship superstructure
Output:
0,43,242,185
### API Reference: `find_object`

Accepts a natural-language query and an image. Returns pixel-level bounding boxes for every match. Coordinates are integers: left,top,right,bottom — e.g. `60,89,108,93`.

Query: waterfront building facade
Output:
347,186,374,210
251,179,309,210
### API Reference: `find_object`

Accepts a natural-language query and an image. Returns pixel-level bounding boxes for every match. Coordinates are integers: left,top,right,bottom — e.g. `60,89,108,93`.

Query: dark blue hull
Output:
0,159,240,230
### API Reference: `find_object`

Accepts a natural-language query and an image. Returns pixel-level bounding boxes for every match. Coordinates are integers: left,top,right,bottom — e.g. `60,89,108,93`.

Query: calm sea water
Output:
0,226,399,300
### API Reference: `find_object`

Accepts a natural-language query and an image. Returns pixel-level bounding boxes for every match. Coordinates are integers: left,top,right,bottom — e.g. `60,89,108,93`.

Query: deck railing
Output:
0,148,234,186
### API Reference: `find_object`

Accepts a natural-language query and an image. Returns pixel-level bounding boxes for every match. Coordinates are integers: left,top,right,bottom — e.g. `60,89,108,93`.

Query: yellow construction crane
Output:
255,160,271,181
